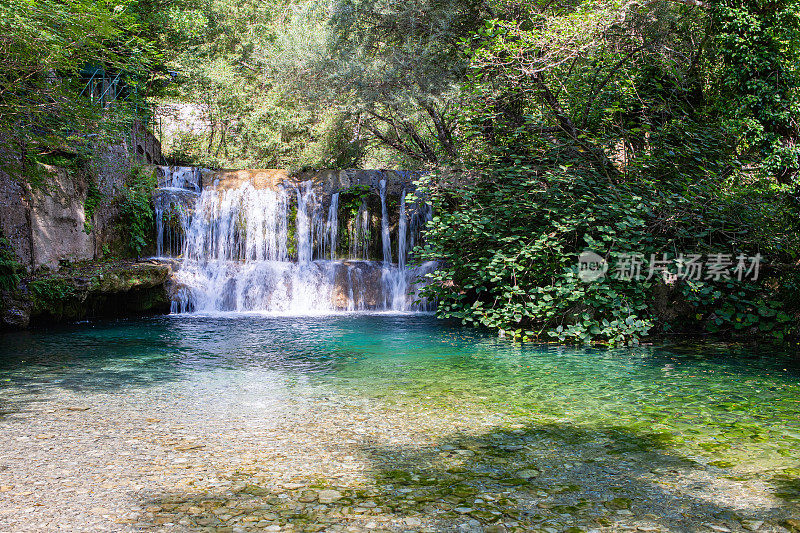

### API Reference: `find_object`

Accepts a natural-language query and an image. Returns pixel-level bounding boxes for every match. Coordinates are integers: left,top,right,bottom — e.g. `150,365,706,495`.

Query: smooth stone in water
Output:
318,489,343,504
297,490,317,503
516,469,539,479
741,521,763,532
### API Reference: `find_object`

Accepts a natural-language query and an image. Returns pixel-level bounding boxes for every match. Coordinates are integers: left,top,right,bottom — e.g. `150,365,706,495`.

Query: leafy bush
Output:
28,278,75,303
416,165,799,345
116,166,157,258
417,167,654,345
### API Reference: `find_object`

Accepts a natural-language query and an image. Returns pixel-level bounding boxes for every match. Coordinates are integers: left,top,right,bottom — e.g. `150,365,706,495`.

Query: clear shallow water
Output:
1,315,799,476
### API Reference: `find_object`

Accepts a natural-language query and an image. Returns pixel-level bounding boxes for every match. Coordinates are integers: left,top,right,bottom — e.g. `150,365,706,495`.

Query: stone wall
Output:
210,168,419,196
0,125,165,270
0,171,33,267
0,166,93,269
29,166,95,268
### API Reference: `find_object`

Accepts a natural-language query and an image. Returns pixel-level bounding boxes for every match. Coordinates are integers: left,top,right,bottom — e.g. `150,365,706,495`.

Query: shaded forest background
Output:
2,0,800,343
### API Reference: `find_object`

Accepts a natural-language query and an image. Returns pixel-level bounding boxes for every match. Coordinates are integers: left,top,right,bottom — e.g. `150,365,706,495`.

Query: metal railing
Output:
78,69,126,108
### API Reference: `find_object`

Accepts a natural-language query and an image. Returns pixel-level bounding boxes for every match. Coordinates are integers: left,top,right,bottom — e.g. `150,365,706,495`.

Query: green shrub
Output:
116,166,157,258
415,165,799,345
28,278,75,303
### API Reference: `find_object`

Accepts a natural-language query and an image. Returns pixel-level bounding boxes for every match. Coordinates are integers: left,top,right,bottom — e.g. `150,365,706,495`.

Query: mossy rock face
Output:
16,260,173,327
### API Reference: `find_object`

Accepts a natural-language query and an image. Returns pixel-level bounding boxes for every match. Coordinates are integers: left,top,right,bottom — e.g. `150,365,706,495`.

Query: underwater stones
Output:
239,484,269,497
297,490,318,503
404,516,423,526
318,489,343,504
384,470,414,484
498,477,529,487
784,520,800,533
740,520,763,532
452,484,478,498
469,509,500,522
515,469,540,479
604,497,632,510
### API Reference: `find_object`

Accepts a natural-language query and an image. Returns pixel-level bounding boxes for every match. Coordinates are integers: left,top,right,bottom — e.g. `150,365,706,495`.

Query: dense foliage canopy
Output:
413,0,800,343
0,0,165,173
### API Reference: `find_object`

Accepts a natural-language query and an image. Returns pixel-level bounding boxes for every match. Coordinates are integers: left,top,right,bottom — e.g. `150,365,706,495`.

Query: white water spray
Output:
153,168,436,314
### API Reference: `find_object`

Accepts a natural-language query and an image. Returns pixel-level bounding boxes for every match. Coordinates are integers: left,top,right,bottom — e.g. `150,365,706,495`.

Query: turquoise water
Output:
1,314,799,479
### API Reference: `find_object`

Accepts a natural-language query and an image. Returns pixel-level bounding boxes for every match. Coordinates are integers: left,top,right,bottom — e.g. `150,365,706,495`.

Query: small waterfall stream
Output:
153,167,435,314
325,192,339,260
379,179,392,265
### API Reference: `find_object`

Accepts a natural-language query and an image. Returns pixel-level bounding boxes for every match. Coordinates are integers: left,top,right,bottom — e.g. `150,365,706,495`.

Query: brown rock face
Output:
330,261,386,310
210,169,292,190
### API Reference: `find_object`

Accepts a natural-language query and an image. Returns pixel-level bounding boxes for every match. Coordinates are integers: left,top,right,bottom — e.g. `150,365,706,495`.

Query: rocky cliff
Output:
1,261,172,329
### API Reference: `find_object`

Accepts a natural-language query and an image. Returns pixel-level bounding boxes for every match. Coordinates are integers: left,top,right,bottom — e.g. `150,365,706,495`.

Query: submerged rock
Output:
317,489,343,504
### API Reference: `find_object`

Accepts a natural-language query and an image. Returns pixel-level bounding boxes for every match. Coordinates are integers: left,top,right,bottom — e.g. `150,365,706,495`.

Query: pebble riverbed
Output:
1,379,798,533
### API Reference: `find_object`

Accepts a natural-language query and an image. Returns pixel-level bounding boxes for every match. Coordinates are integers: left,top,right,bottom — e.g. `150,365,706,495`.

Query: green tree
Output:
0,0,161,176
711,0,800,185
415,0,800,343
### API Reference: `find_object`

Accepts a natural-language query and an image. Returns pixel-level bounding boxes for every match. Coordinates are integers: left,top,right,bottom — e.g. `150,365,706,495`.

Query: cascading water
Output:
350,201,370,260
398,190,407,271
379,179,392,264
153,167,205,258
325,193,339,260
295,181,316,264
153,168,436,314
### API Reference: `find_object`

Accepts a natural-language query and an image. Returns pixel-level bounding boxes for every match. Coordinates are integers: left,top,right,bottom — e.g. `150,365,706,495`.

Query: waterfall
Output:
382,187,410,311
379,178,392,264
325,192,339,260
398,189,407,270
183,185,289,263
295,181,315,264
167,167,201,191
155,170,437,314
350,201,370,260
153,168,200,258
